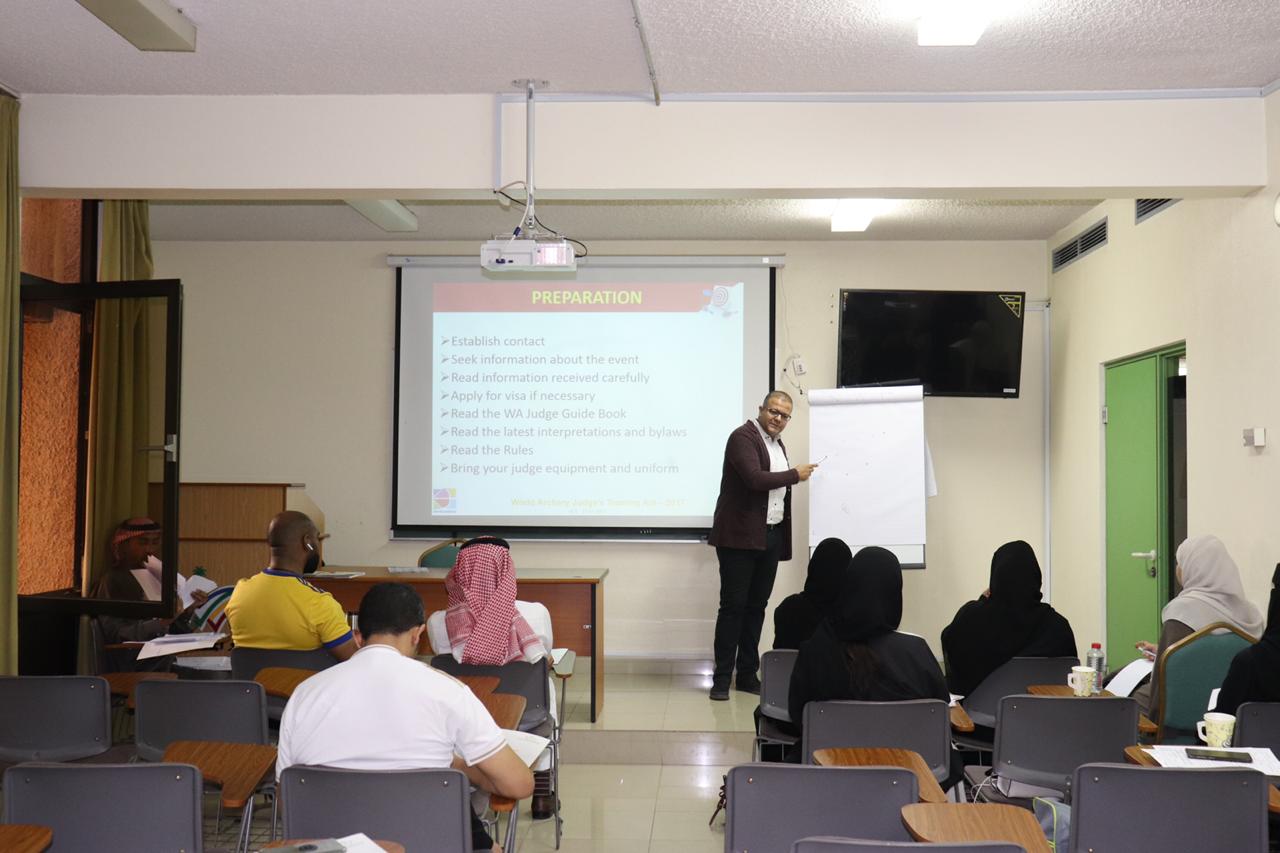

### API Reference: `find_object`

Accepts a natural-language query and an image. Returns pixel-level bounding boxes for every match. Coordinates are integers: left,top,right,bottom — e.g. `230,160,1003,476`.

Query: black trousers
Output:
712,525,782,685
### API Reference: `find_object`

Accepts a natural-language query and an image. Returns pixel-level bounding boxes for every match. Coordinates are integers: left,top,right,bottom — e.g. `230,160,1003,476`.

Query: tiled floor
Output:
561,657,759,733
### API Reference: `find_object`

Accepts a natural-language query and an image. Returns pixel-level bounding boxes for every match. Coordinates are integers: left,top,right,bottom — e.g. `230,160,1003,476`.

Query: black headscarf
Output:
772,538,853,650
1215,563,1280,714
941,540,1077,696
830,546,902,644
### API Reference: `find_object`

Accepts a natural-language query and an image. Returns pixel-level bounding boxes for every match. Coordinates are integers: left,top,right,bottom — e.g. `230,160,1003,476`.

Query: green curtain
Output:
0,97,18,674
83,201,153,596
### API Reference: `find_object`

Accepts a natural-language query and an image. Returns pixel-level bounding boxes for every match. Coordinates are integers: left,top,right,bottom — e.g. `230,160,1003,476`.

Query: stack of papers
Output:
135,632,224,660
388,566,429,574
310,570,366,579
1147,745,1280,776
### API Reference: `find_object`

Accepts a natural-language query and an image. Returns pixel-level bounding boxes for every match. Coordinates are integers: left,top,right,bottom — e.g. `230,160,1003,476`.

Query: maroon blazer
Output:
707,420,799,560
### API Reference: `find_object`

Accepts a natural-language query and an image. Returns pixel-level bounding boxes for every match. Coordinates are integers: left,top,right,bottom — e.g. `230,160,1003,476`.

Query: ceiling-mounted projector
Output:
483,79,581,273
481,236,577,272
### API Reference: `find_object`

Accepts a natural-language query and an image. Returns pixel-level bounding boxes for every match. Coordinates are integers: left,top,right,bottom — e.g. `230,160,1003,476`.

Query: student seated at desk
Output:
1215,563,1280,715
278,582,534,853
772,537,853,650
788,547,950,751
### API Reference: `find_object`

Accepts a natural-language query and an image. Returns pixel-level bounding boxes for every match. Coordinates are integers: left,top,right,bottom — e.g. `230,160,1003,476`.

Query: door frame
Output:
1098,341,1186,652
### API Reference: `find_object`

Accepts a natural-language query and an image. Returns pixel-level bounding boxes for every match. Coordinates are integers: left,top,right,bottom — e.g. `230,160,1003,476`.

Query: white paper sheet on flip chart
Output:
808,386,931,566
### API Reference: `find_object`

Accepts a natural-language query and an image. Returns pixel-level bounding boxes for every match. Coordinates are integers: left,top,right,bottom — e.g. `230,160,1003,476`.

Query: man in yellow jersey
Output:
226,511,358,661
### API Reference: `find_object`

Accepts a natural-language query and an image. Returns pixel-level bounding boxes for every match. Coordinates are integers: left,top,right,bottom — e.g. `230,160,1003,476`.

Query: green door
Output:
1104,356,1162,668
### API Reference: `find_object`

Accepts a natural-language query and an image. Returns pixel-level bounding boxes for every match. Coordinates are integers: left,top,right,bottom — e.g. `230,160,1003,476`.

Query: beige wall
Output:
1047,90,1280,648
154,238,1048,657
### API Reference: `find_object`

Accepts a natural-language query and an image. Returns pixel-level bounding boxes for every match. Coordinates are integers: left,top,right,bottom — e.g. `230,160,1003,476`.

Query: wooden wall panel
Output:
177,541,270,587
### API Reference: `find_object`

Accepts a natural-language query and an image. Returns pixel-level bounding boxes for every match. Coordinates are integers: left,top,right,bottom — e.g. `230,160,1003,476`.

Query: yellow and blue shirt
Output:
226,568,353,651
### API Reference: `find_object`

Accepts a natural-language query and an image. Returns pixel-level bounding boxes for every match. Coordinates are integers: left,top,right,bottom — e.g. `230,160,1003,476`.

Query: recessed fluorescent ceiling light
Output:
831,199,896,232
907,0,1021,46
76,0,196,52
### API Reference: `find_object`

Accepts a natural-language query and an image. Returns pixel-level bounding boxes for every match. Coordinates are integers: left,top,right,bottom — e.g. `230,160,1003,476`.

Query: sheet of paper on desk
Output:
1149,746,1280,776
503,729,550,766
336,833,387,852
310,570,366,579
551,648,570,665
388,566,429,574
949,694,963,707
136,632,223,660
1104,657,1153,697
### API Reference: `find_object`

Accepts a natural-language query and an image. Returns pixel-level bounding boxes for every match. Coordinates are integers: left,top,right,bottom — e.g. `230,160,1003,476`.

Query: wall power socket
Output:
791,357,807,376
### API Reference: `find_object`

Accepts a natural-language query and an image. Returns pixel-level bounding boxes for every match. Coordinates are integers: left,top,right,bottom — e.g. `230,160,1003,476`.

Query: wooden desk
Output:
813,747,947,804
456,674,501,697
1124,745,1280,814
254,666,318,699
312,567,608,721
901,803,1051,852
481,693,527,731
265,841,404,853
162,740,277,811
950,704,975,733
1028,684,1158,736
102,671,177,709
0,824,53,853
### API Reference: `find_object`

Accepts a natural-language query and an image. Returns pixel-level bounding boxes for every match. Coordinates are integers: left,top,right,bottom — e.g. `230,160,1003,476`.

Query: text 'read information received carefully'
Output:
395,260,775,534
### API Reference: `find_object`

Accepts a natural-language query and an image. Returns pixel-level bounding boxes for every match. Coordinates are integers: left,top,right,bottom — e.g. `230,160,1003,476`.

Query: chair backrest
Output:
991,694,1137,795
800,700,950,781
1071,762,1267,853
134,679,268,762
761,649,799,722
1158,622,1255,740
3,762,203,853
281,765,471,853
793,839,1025,852
430,655,550,732
726,764,917,852
961,657,1079,729
1234,701,1280,750
419,538,466,568
0,676,111,762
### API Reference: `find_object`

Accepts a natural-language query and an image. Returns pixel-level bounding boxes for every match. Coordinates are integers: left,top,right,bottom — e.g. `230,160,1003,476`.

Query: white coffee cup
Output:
1197,712,1236,748
1067,665,1096,697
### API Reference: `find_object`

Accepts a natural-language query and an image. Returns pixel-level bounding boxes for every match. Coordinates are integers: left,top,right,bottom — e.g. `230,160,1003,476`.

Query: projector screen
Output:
393,257,777,538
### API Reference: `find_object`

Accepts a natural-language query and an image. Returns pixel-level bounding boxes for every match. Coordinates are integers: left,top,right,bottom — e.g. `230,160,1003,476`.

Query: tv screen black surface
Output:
837,289,1025,398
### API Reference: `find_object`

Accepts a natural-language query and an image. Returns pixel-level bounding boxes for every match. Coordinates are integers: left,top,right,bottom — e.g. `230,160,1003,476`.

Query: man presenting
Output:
707,391,817,700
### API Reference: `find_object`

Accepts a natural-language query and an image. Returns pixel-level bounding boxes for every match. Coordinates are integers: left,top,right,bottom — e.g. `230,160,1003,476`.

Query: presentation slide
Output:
394,259,774,534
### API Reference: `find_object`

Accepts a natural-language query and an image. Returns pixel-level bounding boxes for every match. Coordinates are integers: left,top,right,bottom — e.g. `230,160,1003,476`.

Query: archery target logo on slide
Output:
432,487,457,513
701,283,742,318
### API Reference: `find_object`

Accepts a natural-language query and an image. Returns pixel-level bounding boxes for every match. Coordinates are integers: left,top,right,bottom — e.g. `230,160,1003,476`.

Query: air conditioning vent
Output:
1052,218,1108,273
1136,198,1178,223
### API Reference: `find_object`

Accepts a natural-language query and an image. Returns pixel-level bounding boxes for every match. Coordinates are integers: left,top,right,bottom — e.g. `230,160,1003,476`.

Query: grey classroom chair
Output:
756,649,799,761
230,646,336,721
953,656,1079,751
725,764,918,852
0,676,119,774
1234,701,1280,749
793,839,1025,852
1070,762,1267,853
3,762,205,853
800,699,950,783
968,694,1137,803
134,679,269,762
281,765,472,853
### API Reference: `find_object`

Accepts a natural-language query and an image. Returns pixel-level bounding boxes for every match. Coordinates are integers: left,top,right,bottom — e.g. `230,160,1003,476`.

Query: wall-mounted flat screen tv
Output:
837,289,1026,398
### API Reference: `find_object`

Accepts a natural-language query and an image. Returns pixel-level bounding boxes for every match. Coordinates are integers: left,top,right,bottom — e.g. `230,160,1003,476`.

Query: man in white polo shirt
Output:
277,582,534,852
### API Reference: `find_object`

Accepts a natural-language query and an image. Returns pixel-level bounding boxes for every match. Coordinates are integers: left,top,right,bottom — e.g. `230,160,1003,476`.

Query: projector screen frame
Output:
389,256,781,542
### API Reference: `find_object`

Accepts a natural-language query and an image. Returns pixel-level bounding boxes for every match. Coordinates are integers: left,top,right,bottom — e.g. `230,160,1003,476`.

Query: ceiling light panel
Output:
75,0,197,52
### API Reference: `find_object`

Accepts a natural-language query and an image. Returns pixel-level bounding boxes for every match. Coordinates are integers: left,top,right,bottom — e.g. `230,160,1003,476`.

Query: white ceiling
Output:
3,0,1279,96
149,198,1099,242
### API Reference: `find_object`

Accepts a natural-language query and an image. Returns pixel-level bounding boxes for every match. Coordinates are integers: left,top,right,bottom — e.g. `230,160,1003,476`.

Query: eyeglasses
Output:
765,407,792,422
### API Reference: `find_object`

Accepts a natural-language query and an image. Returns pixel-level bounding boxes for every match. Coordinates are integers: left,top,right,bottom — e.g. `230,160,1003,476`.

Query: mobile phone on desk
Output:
1186,748,1253,763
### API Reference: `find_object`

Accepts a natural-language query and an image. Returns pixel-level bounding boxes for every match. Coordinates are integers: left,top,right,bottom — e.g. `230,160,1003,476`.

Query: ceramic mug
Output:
1067,665,1097,697
1198,712,1236,748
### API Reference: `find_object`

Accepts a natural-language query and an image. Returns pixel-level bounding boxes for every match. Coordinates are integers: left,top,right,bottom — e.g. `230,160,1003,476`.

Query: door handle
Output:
138,434,179,462
1131,550,1157,578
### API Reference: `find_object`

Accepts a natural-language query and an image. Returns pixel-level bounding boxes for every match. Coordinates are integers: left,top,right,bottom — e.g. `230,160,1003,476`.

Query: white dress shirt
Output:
751,419,789,525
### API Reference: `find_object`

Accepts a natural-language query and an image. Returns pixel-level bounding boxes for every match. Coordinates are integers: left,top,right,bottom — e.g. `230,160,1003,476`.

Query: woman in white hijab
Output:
1133,535,1264,718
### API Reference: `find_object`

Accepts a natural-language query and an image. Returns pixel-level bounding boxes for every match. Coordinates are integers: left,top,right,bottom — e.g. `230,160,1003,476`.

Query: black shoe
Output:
531,793,556,820
735,675,761,695
709,683,730,701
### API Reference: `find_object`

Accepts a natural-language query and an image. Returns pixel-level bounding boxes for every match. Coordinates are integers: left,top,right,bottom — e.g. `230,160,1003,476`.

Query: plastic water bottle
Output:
1086,643,1106,694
